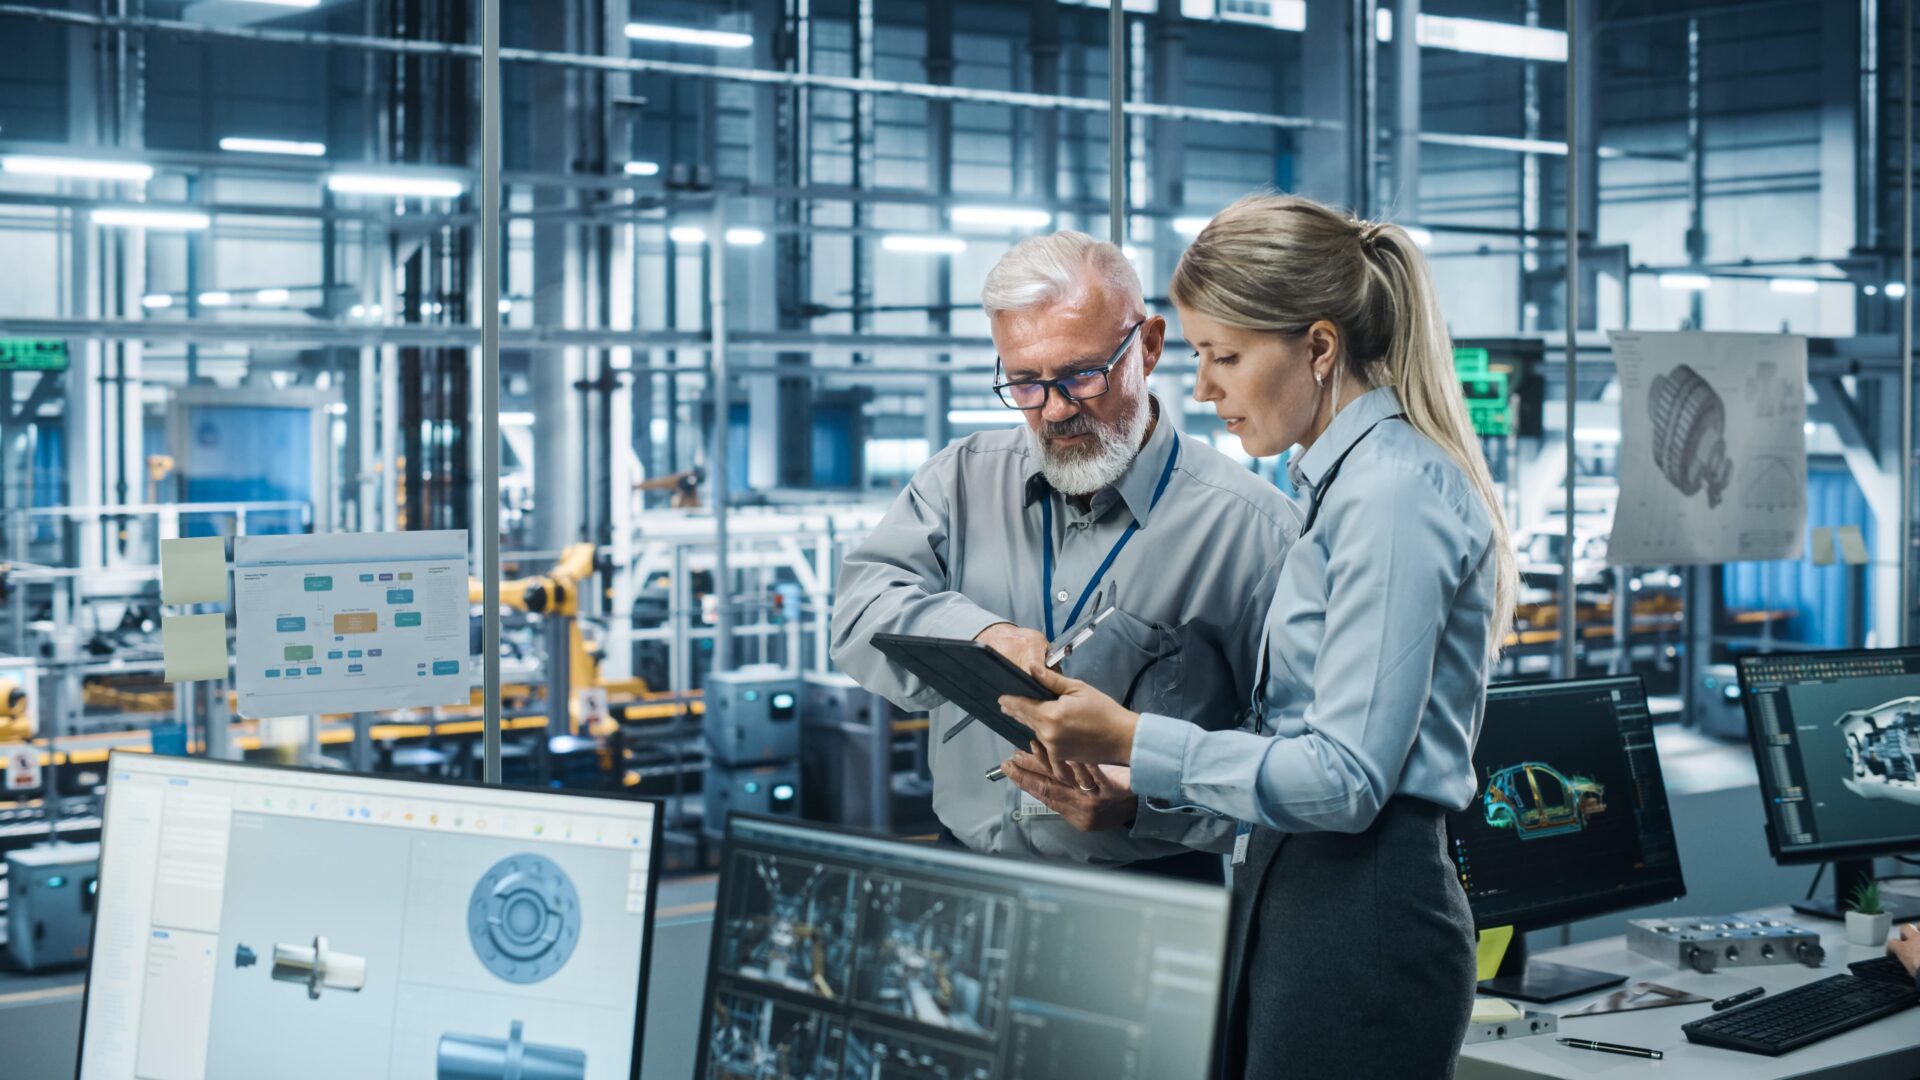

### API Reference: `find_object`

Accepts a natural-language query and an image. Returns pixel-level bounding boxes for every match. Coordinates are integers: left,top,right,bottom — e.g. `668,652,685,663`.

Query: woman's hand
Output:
998,665,1141,766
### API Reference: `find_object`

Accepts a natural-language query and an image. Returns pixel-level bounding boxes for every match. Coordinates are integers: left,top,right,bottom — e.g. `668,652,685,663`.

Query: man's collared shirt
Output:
1131,386,1498,834
831,397,1298,863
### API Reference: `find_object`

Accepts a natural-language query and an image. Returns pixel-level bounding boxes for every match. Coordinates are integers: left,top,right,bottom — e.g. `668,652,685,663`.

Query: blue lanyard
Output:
1040,435,1181,640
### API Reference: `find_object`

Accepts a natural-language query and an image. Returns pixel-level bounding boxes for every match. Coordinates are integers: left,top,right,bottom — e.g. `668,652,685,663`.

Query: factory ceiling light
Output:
219,137,327,157
1767,278,1821,295
326,173,465,198
255,288,291,304
1171,217,1211,237
669,226,708,245
624,23,753,49
949,206,1053,229
141,294,174,310
725,227,766,246
1657,273,1713,292
2,155,154,182
882,234,967,254
198,291,233,307
623,161,661,176
91,207,211,230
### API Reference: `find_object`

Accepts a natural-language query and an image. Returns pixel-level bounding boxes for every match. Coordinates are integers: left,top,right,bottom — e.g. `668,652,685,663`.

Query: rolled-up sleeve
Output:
1128,462,1480,833
829,455,1011,711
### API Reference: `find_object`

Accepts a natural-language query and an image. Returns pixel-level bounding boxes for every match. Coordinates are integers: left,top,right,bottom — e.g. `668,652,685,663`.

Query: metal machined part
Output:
1646,363,1733,507
467,853,581,984
268,935,369,999
437,1020,586,1080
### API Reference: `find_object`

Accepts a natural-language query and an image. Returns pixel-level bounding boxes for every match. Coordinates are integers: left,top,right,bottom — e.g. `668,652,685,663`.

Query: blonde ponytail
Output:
1171,193,1517,654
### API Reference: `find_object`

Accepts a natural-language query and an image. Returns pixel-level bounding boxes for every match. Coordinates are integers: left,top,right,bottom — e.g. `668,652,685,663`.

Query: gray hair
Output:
980,230,1144,317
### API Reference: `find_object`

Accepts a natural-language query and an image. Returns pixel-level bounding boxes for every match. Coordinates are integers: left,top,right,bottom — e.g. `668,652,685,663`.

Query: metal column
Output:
1559,0,1581,679
480,0,503,784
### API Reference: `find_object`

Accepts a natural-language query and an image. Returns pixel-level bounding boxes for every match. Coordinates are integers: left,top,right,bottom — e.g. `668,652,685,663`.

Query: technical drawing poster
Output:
232,531,470,718
1608,331,1805,564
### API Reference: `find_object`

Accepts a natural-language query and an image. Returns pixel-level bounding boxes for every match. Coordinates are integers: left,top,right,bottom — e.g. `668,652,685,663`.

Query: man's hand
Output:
1891,921,1920,980
974,621,1049,675
1000,747,1135,833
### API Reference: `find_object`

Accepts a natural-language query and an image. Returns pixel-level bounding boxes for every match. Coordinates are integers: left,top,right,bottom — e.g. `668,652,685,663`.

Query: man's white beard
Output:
1029,380,1152,497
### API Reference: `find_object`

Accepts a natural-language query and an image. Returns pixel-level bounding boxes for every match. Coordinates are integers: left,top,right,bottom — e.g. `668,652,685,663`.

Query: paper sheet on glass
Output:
231,530,470,718
1607,331,1806,565
163,613,229,682
159,537,228,604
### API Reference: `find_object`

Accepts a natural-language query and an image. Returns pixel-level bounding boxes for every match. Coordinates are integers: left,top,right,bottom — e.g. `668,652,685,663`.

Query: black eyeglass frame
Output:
991,319,1147,410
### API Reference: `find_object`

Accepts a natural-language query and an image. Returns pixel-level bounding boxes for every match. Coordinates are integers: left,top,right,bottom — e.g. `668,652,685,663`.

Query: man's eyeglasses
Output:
992,319,1146,410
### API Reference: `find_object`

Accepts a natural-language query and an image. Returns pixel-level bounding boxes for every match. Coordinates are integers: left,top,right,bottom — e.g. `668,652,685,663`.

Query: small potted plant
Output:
1845,880,1893,948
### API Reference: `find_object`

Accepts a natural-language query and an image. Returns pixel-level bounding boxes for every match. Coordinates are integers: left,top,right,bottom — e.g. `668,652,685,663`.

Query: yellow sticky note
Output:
160,537,227,605
1810,527,1834,567
1475,925,1515,982
163,614,229,682
1837,525,1869,566
1471,998,1522,1024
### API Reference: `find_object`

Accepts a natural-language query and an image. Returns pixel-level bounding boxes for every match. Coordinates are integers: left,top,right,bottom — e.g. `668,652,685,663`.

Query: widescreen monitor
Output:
697,815,1230,1080
76,752,662,1080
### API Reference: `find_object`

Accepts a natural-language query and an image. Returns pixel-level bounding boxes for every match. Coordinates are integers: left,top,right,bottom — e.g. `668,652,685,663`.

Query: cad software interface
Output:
1742,651,1920,857
1448,679,1683,927
78,754,658,1080
699,818,1229,1080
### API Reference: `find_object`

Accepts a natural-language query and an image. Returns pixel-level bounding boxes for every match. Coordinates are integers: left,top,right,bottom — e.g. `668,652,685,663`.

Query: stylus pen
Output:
1712,986,1765,1011
1557,1038,1662,1060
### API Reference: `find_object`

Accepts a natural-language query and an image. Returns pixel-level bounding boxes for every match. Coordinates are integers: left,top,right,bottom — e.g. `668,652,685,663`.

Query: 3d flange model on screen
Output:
233,936,369,1000
1647,362,1733,508
467,853,582,984
438,1020,587,1080
1481,762,1608,841
1837,697,1920,807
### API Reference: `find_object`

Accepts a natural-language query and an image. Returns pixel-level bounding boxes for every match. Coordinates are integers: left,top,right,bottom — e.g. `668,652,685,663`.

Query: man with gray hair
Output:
830,231,1296,879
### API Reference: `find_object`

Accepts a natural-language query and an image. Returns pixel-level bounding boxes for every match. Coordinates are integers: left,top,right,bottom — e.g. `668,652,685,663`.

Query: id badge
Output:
1231,822,1253,865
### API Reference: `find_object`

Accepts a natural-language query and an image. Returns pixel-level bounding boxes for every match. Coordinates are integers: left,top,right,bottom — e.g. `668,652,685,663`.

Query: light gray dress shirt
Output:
831,397,1297,863
1131,386,1497,833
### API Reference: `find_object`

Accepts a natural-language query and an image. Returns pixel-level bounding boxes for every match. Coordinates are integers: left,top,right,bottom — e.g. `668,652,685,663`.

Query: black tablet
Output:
870,631,1052,748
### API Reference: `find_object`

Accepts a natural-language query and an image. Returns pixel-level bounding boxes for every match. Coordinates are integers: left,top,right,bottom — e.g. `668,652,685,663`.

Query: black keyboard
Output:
1849,955,1916,987
1683,974,1920,1056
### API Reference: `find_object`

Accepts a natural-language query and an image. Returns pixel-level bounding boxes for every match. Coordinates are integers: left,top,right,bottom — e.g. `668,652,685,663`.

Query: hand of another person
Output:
974,622,1050,676
1000,748,1135,833
998,665,1140,765
1890,921,1920,980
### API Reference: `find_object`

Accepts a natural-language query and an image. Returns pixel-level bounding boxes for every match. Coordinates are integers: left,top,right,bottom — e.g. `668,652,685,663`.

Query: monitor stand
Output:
1790,859,1920,922
1477,933,1627,1004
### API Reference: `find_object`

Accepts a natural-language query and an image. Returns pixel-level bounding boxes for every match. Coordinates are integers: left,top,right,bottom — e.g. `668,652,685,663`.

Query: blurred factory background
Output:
0,0,1910,985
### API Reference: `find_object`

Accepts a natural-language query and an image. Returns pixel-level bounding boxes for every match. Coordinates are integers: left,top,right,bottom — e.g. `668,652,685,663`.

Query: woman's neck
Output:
1295,376,1373,457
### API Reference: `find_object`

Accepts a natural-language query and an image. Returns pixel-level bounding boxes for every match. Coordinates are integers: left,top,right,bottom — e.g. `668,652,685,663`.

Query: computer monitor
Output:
1737,647,1920,920
76,752,663,1080
696,815,1230,1080
1447,676,1687,1002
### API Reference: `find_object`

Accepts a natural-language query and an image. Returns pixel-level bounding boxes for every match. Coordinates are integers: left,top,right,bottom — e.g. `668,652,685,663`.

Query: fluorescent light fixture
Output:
949,206,1053,229
1572,427,1622,444
368,304,382,318
1378,12,1567,62
500,412,536,427
1866,284,1880,296
1887,281,1909,299
1768,278,1820,295
255,288,291,304
3,155,154,182
326,173,465,198
92,207,210,230
669,225,707,245
198,291,232,307
141,294,173,310
499,298,513,314
1172,216,1211,237
348,304,366,318
882,234,967,254
947,409,1024,426
1402,225,1434,247
219,137,326,157
724,227,766,246
624,22,753,48
1657,272,1712,292
623,160,661,177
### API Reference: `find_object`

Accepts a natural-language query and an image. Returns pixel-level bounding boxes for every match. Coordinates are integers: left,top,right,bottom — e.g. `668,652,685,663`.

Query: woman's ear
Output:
1306,319,1342,381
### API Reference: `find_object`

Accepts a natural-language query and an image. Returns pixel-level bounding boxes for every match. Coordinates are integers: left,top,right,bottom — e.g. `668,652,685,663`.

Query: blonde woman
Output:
998,193,1517,1078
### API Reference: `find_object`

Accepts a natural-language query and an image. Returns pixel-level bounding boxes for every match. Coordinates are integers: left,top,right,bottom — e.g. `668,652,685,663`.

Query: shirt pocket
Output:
1058,611,1243,732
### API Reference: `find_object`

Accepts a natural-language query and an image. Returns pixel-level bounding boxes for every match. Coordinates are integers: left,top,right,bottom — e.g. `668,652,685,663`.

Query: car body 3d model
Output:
1482,762,1608,840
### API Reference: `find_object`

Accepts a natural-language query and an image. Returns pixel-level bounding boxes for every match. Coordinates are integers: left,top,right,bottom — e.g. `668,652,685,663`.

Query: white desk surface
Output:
1456,907,1920,1080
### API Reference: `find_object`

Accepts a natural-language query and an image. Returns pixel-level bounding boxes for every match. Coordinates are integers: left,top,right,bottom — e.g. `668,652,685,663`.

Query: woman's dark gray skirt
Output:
1220,797,1476,1080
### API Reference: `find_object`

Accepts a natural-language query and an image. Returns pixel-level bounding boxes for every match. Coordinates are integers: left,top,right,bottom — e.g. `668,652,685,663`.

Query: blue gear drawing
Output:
466,853,581,984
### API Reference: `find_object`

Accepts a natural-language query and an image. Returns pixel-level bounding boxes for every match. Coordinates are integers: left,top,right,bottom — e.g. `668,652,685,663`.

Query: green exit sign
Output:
0,340,69,372
1460,371,1511,437
1452,346,1491,377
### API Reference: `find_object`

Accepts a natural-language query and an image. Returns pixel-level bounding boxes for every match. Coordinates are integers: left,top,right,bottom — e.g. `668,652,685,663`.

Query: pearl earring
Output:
1314,371,1324,388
